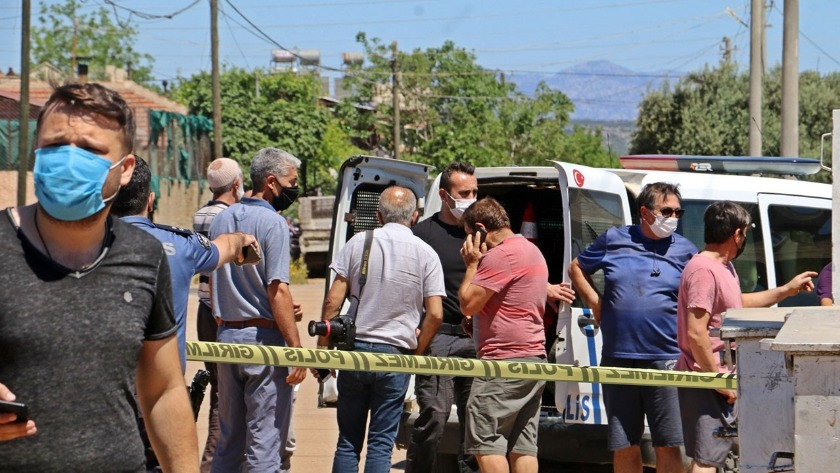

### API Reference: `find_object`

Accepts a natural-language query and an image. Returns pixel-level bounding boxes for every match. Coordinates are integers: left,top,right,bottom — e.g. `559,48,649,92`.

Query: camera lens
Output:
308,320,328,337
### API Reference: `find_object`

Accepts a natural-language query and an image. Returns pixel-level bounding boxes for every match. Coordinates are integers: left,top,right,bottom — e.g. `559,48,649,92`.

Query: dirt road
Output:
185,278,407,472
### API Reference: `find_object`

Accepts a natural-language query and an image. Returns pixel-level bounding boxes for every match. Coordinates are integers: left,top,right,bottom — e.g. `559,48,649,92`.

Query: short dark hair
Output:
637,182,681,211
111,156,151,217
704,201,751,244
37,83,135,154
439,162,475,194
462,197,510,232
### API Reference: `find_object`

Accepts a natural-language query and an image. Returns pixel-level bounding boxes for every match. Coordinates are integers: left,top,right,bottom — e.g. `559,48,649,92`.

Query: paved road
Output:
185,278,407,472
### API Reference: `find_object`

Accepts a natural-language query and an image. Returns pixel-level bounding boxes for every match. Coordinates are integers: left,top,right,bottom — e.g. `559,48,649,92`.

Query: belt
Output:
221,318,277,330
437,322,467,337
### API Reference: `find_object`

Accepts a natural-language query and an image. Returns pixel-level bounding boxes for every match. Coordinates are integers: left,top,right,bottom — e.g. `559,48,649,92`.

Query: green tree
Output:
32,0,154,84
631,61,840,170
342,34,612,170
172,67,360,193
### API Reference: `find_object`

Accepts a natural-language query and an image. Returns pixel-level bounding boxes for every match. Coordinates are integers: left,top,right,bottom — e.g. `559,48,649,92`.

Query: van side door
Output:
758,194,831,306
553,162,632,425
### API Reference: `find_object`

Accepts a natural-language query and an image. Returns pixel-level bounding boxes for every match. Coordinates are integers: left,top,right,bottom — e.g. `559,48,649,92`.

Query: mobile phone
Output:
0,400,28,423
475,227,487,246
237,242,262,266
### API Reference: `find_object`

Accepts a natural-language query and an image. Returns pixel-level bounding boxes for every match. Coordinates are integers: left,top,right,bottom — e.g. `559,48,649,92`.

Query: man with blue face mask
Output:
569,182,697,473
0,83,197,471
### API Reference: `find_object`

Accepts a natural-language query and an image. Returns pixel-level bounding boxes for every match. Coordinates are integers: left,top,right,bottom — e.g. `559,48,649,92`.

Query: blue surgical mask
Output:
34,145,127,221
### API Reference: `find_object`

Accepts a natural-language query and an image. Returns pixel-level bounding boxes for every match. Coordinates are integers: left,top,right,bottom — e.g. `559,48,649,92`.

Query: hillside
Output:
510,60,681,122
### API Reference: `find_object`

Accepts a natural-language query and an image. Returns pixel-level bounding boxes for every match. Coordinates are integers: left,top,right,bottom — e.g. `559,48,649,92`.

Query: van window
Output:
677,200,767,294
569,188,625,304
767,204,831,307
346,184,385,240
477,182,565,283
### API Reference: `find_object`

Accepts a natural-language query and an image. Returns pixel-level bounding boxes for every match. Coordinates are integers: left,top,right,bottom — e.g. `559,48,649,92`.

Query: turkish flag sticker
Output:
573,169,585,187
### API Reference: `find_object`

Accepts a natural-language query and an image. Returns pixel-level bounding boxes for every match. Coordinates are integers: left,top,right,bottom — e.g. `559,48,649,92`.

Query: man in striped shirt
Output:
192,157,245,473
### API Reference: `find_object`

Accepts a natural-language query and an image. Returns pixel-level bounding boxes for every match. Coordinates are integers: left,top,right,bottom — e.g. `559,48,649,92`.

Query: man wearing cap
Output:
192,157,246,472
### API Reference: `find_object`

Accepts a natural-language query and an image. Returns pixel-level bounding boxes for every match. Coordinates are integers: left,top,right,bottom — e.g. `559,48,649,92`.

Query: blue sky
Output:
1,0,838,83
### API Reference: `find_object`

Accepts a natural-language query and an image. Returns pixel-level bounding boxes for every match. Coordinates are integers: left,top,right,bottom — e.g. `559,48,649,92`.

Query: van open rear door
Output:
553,162,631,424
326,155,433,294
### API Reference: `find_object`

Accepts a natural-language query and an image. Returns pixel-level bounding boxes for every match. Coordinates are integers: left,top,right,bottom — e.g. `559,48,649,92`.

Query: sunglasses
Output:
652,206,685,218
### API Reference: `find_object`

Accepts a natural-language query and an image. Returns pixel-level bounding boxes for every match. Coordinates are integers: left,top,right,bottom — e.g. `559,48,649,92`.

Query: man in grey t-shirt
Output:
318,186,445,472
0,83,196,471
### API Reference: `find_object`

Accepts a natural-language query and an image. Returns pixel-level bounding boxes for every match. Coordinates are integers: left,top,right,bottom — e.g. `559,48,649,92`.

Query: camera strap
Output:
347,230,374,323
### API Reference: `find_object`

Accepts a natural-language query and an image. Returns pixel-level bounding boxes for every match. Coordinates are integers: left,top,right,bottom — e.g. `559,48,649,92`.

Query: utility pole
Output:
210,0,223,160
780,0,799,157
391,41,400,160
749,0,764,156
722,36,733,63
18,0,31,206
71,17,77,79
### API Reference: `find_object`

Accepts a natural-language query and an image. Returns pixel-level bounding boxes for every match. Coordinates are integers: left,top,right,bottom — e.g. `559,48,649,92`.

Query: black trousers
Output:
196,302,219,473
405,332,479,473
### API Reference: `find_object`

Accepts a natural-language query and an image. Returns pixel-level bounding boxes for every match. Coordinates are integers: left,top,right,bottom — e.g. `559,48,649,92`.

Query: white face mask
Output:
446,192,476,221
649,214,679,239
236,181,245,201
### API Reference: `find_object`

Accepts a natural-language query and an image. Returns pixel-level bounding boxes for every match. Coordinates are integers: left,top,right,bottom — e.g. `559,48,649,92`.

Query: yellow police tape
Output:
186,341,736,390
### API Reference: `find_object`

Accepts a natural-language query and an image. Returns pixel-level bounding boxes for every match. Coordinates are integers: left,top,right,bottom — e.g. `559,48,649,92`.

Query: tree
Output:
342,34,612,170
172,67,361,193
32,0,154,84
631,61,840,172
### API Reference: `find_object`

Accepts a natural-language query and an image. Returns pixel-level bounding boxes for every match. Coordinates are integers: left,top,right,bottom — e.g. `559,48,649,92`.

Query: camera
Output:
308,315,356,351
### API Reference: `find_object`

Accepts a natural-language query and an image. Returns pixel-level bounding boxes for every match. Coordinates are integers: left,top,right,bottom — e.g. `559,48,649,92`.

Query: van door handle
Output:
577,314,597,328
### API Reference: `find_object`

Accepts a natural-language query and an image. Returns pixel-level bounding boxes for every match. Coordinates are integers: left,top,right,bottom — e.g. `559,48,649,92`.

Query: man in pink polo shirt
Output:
676,201,816,473
458,197,549,473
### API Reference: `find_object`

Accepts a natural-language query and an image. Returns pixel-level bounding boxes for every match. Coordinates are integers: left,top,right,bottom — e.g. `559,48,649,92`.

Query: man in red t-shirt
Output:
458,198,548,473
677,201,816,473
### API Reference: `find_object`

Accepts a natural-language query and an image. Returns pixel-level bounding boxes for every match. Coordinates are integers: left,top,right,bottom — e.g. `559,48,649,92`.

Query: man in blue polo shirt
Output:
111,156,257,372
569,182,697,473
209,147,307,473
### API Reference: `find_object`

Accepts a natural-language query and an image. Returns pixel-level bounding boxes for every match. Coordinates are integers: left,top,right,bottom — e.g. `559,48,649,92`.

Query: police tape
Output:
185,341,737,390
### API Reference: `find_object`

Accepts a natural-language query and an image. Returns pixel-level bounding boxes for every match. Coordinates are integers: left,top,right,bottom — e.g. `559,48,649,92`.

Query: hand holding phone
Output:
237,242,262,266
0,400,28,423
475,227,488,247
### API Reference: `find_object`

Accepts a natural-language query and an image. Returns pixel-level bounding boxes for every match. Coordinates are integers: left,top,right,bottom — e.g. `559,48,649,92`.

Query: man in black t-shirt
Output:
0,83,197,472
406,162,480,473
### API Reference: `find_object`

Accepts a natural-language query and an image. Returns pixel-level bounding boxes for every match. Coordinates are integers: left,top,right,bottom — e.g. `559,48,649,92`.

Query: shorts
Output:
465,357,546,457
678,387,737,468
601,356,683,450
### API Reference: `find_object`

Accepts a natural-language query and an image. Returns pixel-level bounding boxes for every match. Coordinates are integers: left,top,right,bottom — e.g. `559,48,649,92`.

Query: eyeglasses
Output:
653,206,685,218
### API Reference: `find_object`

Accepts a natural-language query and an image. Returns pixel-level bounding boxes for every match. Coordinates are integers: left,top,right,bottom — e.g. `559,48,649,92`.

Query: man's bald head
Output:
378,186,418,226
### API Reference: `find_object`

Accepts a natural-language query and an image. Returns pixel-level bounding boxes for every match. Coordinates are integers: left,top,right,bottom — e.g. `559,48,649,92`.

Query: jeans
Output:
332,342,411,473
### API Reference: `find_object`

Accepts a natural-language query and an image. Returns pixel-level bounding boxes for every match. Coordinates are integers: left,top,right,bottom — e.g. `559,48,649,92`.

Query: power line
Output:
219,5,250,69
222,0,345,73
101,0,202,21
770,2,840,69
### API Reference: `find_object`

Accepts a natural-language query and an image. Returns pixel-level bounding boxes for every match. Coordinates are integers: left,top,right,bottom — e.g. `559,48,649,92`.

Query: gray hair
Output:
250,147,301,192
378,186,417,225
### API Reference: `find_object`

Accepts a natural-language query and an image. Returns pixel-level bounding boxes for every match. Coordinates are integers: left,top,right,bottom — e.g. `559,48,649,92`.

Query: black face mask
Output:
271,185,300,211
734,231,747,259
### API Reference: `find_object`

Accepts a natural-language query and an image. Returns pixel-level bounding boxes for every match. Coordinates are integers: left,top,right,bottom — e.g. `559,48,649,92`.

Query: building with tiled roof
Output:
0,73,187,150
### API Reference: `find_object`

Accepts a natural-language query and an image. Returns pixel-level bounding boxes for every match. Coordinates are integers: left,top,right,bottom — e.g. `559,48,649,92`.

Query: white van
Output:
324,154,830,468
